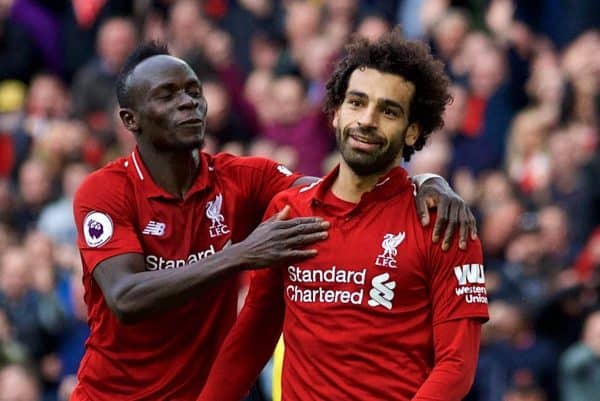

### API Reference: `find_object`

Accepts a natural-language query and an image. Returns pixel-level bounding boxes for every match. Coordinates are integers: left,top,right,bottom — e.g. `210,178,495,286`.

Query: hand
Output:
235,206,329,269
415,178,477,251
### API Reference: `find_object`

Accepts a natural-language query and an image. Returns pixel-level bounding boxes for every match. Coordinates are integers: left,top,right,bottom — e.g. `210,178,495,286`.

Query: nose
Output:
177,92,200,111
357,104,377,128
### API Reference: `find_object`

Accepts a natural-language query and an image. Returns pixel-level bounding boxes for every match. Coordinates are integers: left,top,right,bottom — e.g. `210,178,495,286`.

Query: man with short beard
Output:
197,30,488,401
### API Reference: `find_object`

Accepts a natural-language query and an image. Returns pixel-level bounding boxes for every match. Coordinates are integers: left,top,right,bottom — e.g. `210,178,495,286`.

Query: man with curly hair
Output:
197,29,488,401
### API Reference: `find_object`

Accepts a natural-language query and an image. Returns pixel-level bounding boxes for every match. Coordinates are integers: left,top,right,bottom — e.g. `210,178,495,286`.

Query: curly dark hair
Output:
324,28,452,162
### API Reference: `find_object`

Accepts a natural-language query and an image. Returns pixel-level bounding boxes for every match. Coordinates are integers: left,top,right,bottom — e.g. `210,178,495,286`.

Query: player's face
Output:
126,55,207,150
333,67,420,176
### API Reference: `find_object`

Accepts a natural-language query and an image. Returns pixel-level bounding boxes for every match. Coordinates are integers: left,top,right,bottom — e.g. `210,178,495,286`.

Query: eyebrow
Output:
346,90,405,114
150,79,201,93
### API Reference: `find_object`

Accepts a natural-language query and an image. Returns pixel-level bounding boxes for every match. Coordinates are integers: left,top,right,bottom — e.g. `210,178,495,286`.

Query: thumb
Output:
275,205,291,221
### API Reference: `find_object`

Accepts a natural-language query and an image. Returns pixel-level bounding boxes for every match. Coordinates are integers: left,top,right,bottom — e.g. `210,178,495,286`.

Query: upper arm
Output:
92,253,146,312
428,236,489,325
73,172,143,275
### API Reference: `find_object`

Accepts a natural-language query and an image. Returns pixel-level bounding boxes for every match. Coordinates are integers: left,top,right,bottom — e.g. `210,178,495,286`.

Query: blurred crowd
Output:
0,0,598,400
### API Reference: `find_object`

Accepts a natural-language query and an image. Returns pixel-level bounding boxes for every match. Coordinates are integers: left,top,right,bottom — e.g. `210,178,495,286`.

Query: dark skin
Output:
100,55,475,324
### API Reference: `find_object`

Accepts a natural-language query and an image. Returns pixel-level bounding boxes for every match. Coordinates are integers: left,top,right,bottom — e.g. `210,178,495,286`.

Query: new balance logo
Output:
368,273,396,310
454,264,485,285
142,221,166,236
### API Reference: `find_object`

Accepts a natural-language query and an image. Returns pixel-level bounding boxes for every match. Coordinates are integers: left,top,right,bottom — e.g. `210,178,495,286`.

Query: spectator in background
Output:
12,159,53,235
71,17,137,135
38,163,91,246
559,310,600,401
0,247,64,361
0,363,41,401
261,75,332,176
9,73,71,181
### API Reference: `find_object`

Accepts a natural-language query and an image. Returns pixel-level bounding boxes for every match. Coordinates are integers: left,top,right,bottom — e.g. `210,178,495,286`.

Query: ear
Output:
119,109,140,133
404,123,421,146
332,109,340,130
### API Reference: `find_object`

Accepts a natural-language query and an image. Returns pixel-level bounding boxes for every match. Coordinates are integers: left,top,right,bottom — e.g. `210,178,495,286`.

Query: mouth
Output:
177,117,204,127
347,133,384,152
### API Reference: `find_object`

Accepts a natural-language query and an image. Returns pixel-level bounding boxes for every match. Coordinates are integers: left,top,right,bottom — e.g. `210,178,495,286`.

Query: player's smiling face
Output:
127,55,207,150
333,67,420,176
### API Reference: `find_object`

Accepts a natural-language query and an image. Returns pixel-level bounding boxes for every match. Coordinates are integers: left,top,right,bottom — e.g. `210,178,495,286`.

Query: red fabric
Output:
72,148,300,401
72,0,107,29
412,319,481,400
0,134,14,177
199,166,488,401
461,95,487,137
573,227,600,280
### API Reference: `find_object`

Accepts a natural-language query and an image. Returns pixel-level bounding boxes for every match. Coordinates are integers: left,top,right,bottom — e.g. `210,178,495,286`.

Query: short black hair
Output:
116,41,170,108
324,28,452,162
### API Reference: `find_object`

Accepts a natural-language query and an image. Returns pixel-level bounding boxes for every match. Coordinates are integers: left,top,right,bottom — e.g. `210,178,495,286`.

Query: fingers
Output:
441,200,459,251
285,231,328,246
415,194,431,226
458,204,468,250
275,205,291,221
468,208,478,240
432,197,449,244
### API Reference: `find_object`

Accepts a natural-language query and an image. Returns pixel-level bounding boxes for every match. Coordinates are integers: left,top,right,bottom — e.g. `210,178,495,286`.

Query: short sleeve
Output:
73,172,143,274
239,157,302,212
429,238,489,325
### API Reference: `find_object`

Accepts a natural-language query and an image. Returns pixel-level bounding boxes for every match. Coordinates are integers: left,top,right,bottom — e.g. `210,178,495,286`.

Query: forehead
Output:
130,55,199,90
346,67,415,106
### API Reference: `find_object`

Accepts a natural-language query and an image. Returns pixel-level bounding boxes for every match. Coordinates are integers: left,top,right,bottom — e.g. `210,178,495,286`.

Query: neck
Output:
331,157,395,203
137,141,200,199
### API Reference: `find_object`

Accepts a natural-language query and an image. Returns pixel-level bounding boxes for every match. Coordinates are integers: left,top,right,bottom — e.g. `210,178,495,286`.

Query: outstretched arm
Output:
293,174,477,250
94,208,327,324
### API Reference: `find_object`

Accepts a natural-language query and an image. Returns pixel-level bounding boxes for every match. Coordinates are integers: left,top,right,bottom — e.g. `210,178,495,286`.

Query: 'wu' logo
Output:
375,232,405,268
206,193,230,238
454,264,485,285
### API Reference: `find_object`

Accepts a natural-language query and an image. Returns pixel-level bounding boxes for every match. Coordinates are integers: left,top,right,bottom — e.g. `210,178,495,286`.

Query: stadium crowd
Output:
0,0,598,400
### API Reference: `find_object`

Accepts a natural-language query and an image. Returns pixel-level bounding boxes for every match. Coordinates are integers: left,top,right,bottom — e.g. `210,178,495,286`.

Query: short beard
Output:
336,125,405,176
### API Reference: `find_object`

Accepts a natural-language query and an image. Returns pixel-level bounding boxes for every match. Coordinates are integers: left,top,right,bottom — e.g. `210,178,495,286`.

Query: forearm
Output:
109,245,246,323
412,319,481,401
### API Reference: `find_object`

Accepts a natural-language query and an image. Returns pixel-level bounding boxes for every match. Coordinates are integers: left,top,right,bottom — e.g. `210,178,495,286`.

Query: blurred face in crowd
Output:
332,67,420,176
18,159,51,207
120,56,207,151
433,11,469,60
203,81,230,133
470,48,505,98
538,206,568,253
26,74,70,118
0,248,30,300
357,16,390,43
298,37,335,82
443,85,467,132
168,0,207,51
271,76,307,126
285,2,320,44
0,364,40,401
98,18,137,73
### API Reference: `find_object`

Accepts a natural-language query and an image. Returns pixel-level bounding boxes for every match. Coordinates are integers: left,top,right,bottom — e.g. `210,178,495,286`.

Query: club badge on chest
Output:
206,193,230,238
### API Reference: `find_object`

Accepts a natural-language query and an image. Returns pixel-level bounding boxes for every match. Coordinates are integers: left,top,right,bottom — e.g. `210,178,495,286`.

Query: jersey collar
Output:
128,147,212,200
311,164,414,213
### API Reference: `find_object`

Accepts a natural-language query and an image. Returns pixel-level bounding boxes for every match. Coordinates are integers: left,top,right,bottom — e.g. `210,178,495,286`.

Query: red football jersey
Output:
259,166,489,401
71,148,299,401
